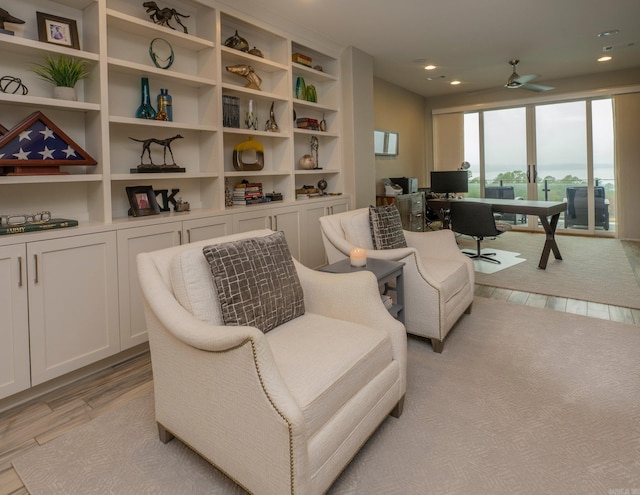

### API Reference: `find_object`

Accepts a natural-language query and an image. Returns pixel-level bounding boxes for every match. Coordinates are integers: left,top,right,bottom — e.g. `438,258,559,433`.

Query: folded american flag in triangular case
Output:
0,111,96,175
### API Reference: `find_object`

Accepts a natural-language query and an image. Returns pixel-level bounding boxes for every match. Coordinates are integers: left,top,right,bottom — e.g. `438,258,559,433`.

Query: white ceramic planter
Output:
53,86,77,101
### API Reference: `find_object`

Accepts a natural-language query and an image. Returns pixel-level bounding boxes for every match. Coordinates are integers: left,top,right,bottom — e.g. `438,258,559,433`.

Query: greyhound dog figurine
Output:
226,64,262,91
129,134,183,166
0,8,25,33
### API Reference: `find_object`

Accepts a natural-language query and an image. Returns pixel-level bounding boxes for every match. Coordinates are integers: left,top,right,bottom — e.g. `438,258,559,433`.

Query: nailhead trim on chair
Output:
248,338,297,495
162,337,296,495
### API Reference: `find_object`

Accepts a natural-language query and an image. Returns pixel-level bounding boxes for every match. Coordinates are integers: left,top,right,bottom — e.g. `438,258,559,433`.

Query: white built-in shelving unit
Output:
0,0,348,402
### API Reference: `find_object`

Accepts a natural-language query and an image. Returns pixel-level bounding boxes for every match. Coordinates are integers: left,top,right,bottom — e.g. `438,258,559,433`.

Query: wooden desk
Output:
428,197,567,270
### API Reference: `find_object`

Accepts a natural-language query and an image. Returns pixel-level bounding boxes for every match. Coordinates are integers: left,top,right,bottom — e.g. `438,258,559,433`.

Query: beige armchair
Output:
320,208,474,352
137,229,406,495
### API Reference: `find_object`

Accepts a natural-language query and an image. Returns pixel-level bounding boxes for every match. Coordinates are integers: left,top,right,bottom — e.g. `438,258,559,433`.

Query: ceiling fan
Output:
505,59,554,92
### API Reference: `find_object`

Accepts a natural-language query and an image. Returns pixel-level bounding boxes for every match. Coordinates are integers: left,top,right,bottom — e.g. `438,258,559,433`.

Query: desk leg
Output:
538,213,562,269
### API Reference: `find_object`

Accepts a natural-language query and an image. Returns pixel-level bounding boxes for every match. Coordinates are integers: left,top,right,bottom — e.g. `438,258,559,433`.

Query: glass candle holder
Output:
350,248,367,267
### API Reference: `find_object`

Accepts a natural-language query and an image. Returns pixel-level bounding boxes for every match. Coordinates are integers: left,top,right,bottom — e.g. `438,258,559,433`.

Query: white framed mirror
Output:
374,130,398,156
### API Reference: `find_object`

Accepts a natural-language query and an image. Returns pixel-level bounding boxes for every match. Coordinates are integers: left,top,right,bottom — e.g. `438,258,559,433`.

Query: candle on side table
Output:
350,248,367,267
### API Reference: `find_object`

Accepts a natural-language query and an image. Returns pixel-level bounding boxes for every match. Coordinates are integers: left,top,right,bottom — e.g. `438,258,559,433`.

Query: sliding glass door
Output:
463,98,615,234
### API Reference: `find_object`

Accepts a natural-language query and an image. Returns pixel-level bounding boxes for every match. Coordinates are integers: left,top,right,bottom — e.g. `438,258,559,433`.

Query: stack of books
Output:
222,95,240,128
295,187,321,199
233,182,271,205
381,294,394,310
296,118,320,130
0,218,78,235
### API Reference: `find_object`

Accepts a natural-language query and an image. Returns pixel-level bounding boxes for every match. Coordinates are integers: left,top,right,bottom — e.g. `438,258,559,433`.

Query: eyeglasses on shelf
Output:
0,211,52,227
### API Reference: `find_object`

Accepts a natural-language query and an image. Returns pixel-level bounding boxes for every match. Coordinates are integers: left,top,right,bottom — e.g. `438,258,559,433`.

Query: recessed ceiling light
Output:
598,55,613,62
598,29,620,37
424,64,436,70
450,80,461,85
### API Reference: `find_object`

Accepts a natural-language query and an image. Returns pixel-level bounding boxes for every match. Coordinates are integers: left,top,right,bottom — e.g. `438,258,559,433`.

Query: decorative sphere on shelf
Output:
317,178,328,193
298,154,316,170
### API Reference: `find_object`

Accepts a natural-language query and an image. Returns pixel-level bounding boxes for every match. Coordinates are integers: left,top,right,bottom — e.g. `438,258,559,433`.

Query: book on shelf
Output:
233,191,263,198
222,95,241,128
296,118,320,130
232,197,272,206
0,218,78,235
235,182,262,188
234,182,264,202
381,294,394,310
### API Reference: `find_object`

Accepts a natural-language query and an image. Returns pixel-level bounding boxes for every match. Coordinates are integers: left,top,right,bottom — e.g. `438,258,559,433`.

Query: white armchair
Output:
136,229,406,495
320,208,474,352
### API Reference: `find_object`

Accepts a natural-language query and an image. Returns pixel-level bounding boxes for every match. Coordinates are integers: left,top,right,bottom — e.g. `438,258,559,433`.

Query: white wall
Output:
342,47,376,209
373,78,427,194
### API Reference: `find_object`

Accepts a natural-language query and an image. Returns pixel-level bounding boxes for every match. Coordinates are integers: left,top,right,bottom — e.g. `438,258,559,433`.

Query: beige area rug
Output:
457,231,640,309
14,298,640,495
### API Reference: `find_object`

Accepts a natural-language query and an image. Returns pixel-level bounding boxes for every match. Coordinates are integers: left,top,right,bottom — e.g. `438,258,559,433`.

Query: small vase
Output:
53,86,77,101
135,77,156,119
157,88,172,121
232,137,264,171
245,99,258,130
295,77,307,100
298,154,316,170
306,84,317,103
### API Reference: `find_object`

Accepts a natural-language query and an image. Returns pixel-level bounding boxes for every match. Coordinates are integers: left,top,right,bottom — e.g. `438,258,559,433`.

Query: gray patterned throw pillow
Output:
202,232,305,333
369,205,407,250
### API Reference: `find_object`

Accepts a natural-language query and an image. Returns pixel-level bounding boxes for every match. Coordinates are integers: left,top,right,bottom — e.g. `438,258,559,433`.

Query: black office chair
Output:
449,201,512,264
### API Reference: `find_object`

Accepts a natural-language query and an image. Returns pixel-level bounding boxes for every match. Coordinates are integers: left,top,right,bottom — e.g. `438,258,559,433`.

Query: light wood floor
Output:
2,281,639,495
0,353,153,495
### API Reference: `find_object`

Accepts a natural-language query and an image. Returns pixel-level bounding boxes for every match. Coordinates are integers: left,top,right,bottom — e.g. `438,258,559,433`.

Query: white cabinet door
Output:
117,222,182,350
0,244,30,399
233,207,301,261
183,216,232,243
27,233,120,386
232,209,272,233
301,199,349,269
272,207,302,261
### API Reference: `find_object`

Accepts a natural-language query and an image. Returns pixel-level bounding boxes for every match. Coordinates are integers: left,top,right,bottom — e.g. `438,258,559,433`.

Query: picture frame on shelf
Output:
36,12,80,50
126,186,161,217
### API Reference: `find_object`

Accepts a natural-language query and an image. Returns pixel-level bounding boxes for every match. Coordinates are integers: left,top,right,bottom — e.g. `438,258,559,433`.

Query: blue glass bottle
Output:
135,77,156,119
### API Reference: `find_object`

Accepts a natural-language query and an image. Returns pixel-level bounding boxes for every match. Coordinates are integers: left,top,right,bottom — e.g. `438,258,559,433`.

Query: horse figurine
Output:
142,1,189,33
129,134,183,166
226,64,262,91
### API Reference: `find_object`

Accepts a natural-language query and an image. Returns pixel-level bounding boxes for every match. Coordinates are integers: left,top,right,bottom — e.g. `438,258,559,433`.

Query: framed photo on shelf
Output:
36,12,80,50
126,186,161,217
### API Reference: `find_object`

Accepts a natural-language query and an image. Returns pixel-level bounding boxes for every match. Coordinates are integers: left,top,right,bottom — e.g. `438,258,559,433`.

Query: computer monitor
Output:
430,171,469,198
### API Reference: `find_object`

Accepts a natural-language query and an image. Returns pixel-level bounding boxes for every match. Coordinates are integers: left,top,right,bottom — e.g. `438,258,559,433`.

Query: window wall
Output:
462,98,615,235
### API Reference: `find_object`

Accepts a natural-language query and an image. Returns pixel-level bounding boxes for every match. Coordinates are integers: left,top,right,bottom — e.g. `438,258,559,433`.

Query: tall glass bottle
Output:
155,93,169,121
135,77,156,119
157,88,173,121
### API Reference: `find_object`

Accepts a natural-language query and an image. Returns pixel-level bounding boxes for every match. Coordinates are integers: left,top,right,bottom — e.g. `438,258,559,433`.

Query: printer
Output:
382,178,403,196
390,177,418,195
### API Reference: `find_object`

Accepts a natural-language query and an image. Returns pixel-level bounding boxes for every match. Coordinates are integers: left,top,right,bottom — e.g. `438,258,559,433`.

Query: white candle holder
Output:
350,248,367,267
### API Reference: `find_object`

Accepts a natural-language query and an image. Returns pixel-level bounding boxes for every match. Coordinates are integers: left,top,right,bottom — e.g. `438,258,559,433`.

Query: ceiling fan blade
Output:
521,82,554,92
514,73,539,84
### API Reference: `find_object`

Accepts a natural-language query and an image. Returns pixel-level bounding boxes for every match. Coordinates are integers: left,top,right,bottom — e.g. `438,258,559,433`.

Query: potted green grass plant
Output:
32,55,90,101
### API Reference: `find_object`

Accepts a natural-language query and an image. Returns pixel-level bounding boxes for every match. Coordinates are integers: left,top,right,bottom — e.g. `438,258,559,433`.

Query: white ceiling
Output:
218,0,640,98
